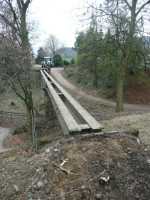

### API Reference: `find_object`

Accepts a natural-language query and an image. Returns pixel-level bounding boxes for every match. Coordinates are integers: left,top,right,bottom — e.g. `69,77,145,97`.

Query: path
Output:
51,68,150,112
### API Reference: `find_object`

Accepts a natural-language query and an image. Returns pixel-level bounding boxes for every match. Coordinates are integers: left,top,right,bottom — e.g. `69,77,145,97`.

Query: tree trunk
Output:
128,0,137,72
20,10,29,49
26,107,33,134
130,0,137,39
116,63,126,112
93,64,98,88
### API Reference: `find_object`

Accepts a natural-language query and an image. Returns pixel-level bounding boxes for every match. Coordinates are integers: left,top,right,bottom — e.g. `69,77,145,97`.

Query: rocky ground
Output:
1,132,150,200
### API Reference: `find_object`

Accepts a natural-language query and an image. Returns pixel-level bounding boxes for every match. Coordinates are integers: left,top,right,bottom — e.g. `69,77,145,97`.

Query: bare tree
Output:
44,34,59,57
0,0,35,135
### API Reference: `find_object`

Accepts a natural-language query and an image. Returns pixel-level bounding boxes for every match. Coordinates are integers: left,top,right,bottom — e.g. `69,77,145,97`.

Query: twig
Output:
52,162,75,175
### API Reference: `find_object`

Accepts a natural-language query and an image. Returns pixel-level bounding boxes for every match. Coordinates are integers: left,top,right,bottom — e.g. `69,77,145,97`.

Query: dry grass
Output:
103,112,150,147
0,88,43,113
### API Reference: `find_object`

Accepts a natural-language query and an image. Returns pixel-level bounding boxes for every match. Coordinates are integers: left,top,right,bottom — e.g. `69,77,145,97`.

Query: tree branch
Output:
123,0,131,10
5,0,20,32
10,79,26,102
17,74,28,98
136,0,150,16
17,0,22,11
24,0,32,11
0,13,17,32
25,0,31,7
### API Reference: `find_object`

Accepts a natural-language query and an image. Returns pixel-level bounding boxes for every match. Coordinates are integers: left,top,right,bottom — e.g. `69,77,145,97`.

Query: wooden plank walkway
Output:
41,69,103,135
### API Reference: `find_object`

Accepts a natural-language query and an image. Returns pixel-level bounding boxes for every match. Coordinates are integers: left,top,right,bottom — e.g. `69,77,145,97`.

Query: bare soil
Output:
0,132,150,200
126,83,150,104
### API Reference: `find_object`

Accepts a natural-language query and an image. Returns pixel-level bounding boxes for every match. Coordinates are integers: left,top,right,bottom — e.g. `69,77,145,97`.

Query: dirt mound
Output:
0,132,150,200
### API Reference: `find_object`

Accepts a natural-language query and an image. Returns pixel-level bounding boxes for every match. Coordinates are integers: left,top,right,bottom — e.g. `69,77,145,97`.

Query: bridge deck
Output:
41,69,103,135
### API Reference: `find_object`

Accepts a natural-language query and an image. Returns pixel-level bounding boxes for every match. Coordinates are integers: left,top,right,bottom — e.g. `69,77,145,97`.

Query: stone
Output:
13,184,19,192
95,193,102,199
37,181,44,189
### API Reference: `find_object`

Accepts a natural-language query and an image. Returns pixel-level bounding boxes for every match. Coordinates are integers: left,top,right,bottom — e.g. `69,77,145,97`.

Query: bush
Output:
53,54,63,67
63,60,70,66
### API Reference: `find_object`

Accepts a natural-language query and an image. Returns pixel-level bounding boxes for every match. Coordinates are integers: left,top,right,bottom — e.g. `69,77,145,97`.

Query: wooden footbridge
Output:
41,69,103,135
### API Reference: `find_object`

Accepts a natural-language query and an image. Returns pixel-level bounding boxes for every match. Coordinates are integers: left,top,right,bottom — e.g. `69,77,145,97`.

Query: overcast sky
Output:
30,0,91,52
30,0,150,53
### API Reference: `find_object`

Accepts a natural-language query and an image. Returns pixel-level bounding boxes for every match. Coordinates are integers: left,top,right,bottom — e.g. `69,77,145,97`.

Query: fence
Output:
0,110,58,128
0,111,26,127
